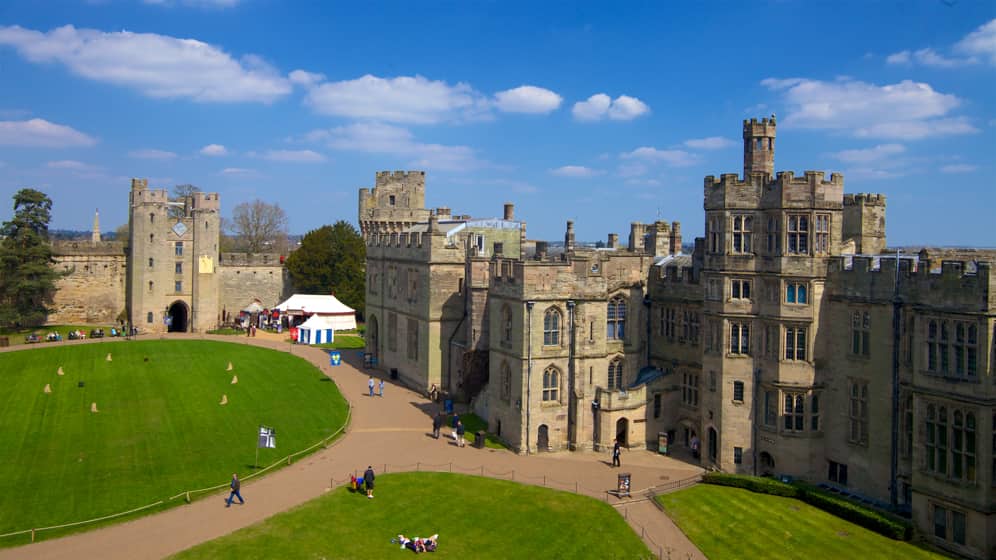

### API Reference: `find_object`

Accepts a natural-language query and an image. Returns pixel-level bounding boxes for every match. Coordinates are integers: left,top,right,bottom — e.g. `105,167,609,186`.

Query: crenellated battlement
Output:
843,193,886,207
218,253,284,267
374,170,426,188
827,255,994,308
53,240,126,256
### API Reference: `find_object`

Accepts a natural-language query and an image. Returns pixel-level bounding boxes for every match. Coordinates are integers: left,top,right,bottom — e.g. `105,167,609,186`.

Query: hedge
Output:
701,473,912,541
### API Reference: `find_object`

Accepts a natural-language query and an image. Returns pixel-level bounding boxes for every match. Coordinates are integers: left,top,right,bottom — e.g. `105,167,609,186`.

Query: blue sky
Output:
0,1,993,246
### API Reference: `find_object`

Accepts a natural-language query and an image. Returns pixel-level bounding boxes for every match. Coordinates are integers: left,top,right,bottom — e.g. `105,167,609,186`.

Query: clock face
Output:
172,221,188,237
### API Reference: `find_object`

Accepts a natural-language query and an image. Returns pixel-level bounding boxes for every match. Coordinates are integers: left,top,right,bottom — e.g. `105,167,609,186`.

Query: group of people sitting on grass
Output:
393,534,439,553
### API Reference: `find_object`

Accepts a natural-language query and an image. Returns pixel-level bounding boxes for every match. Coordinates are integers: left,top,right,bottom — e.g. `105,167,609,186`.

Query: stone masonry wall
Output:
50,253,127,325
218,265,290,321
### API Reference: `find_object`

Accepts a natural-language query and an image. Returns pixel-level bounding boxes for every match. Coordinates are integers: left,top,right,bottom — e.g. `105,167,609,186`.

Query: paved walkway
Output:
0,334,705,560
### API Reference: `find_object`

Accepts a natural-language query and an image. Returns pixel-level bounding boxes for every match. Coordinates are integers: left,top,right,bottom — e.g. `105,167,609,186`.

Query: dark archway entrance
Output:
708,427,718,462
167,300,189,333
367,315,379,359
537,424,549,452
760,452,775,476
616,417,629,447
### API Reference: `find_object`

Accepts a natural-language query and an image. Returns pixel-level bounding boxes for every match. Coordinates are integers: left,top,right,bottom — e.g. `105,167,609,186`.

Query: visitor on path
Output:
432,412,443,439
451,412,459,430
691,435,700,459
612,439,621,467
226,473,245,507
379,379,385,397
364,465,376,498
369,377,375,397
429,383,438,402
455,420,466,447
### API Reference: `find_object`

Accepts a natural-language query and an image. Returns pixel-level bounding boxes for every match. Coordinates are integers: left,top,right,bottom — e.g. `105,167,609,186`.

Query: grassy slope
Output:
0,340,347,540
656,484,946,560
172,472,652,560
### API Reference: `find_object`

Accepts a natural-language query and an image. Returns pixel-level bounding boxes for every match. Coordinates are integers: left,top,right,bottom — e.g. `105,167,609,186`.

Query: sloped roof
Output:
629,365,670,389
275,294,355,315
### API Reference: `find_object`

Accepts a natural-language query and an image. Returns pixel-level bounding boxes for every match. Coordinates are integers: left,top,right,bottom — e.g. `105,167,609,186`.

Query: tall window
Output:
814,214,830,254
951,411,976,482
784,393,805,431
608,358,624,390
705,320,720,354
147,311,154,323
902,394,913,459
764,324,778,358
689,312,700,346
766,215,780,254
665,308,676,341
730,322,750,355
501,305,512,343
731,279,751,300
174,241,183,256
407,318,419,361
543,307,561,346
732,215,752,254
852,311,870,357
828,461,848,485
542,367,560,402
706,278,721,300
681,372,699,407
708,215,721,253
786,214,809,254
174,280,182,293
500,362,511,401
786,282,807,304
733,380,744,402
607,297,625,340
148,280,154,292
148,257,154,268
785,326,807,361
653,394,661,418
175,262,182,274
933,505,947,539
811,394,820,431
764,390,777,427
149,212,155,223
848,380,868,445
927,319,978,377
734,447,743,464
709,370,717,392
387,313,397,352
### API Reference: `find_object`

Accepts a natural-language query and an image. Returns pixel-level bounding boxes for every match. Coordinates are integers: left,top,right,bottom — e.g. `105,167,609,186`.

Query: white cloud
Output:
684,137,735,150
886,48,971,68
940,163,978,174
761,77,977,140
550,165,602,178
220,167,255,175
886,50,911,65
129,148,176,159
200,144,228,156
260,149,326,163
288,69,326,87
572,93,650,122
620,147,698,167
830,143,906,163
305,74,488,124
46,160,100,171
0,118,96,147
494,85,562,114
311,122,483,171
955,18,996,65
0,25,291,103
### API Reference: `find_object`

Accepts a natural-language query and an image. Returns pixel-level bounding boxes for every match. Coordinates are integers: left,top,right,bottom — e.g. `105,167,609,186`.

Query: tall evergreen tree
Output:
284,221,365,318
0,189,62,328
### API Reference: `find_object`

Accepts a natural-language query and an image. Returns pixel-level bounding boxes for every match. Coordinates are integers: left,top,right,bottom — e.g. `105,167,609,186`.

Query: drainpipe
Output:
752,367,761,476
567,300,576,450
890,249,902,509
526,300,534,455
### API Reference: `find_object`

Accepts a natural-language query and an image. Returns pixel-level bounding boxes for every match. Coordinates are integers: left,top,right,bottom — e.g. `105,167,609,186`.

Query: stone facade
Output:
50,241,127,324
362,118,995,558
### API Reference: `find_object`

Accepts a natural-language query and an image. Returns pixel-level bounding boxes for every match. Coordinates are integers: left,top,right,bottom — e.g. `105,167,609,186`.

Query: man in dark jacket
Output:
226,473,244,507
432,412,443,439
364,466,375,498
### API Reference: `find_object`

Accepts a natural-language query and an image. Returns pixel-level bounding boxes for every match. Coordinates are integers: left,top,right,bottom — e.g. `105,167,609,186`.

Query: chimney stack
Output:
503,203,515,221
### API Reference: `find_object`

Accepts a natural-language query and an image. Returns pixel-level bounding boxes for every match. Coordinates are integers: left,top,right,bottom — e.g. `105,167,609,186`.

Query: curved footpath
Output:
0,334,705,560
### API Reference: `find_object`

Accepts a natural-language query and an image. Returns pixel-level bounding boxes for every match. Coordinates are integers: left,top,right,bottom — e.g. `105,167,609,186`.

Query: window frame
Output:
731,214,753,254
786,214,809,255
542,366,560,403
543,307,562,346
607,296,626,341
729,321,750,355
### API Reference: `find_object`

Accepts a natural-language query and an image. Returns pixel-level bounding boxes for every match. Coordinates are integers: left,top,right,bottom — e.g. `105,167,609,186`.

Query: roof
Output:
298,314,338,330
275,294,355,315
652,253,691,268
629,366,670,389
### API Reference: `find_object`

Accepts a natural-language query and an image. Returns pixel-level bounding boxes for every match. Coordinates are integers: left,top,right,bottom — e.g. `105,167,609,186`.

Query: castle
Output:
361,118,995,558
49,179,290,332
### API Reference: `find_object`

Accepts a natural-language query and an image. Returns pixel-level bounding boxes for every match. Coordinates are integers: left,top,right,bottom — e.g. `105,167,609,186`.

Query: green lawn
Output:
656,484,946,560
0,340,348,544
0,324,117,346
460,412,510,450
171,472,652,560
315,334,365,350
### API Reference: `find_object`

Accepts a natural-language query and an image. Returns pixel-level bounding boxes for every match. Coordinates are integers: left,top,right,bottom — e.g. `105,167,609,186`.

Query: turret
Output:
842,193,887,255
743,115,776,179
91,208,101,245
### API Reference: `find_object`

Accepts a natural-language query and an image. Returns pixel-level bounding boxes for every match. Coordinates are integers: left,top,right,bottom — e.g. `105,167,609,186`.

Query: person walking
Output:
456,420,466,447
379,379,385,397
364,465,376,498
432,412,443,439
612,439,621,467
368,377,375,397
226,473,245,507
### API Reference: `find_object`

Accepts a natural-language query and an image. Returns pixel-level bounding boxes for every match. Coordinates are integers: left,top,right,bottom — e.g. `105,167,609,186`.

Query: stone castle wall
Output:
50,251,127,325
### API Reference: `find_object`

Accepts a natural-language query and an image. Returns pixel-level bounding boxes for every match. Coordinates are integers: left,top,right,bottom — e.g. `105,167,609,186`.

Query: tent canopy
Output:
275,294,357,331
297,315,335,345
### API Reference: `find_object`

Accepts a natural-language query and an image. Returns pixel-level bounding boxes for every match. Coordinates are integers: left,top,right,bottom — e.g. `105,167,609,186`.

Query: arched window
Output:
148,257,154,268
543,308,561,346
148,280,154,292
926,404,937,472
607,296,626,340
146,311,154,323
542,367,559,402
500,361,511,401
501,305,512,343
608,358,623,390
937,406,948,475
149,212,155,224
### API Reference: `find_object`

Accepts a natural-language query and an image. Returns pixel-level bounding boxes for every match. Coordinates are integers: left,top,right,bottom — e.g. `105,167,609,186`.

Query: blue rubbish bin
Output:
444,399,454,414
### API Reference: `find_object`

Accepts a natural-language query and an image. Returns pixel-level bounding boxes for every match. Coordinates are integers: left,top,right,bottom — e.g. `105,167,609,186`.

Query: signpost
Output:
329,351,342,367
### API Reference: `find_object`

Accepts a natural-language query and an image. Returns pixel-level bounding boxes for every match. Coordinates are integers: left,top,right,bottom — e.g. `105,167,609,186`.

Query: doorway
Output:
616,417,629,447
367,315,379,359
167,300,189,332
537,424,549,452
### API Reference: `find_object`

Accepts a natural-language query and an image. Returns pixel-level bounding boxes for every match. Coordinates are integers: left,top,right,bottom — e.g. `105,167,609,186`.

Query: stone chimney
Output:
535,241,549,260
670,221,682,255
91,208,101,245
565,220,575,253
628,222,645,252
504,203,515,221
607,233,618,249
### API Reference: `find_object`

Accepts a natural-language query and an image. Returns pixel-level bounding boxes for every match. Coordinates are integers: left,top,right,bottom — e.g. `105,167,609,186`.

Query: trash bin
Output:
444,399,454,414
474,430,486,449
0,336,8,347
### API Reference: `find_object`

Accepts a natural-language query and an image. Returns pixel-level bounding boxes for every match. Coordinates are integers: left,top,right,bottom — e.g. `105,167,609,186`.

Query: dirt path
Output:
0,334,705,559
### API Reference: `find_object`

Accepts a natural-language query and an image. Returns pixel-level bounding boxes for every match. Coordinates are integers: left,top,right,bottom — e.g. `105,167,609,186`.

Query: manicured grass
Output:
656,484,946,560
0,324,116,346
205,327,243,335
0,340,348,544
459,412,510,450
171,472,652,560
315,334,365,350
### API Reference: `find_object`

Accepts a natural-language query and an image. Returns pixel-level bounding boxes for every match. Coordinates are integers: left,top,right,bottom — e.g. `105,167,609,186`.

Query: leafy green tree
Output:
0,189,62,328
284,221,365,317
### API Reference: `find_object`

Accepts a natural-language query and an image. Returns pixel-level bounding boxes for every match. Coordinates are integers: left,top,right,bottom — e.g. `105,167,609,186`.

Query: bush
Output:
702,473,912,541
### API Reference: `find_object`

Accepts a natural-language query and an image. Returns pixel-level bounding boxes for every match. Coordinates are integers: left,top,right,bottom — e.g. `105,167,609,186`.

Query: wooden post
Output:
186,491,191,503
480,466,484,476
31,529,35,543
416,462,420,472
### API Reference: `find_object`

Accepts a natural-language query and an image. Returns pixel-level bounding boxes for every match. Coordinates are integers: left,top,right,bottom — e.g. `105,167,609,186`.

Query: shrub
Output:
701,472,797,497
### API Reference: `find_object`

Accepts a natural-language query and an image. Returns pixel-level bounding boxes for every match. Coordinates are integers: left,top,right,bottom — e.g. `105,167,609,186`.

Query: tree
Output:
284,221,365,317
228,199,289,254
168,184,200,219
0,189,63,328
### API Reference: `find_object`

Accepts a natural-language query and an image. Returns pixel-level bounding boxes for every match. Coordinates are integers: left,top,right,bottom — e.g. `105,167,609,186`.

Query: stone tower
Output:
91,208,101,245
357,170,431,238
842,193,887,255
743,115,776,179
126,179,222,333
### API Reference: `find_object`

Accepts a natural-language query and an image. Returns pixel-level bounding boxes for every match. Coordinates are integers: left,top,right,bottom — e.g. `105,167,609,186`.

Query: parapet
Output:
843,193,886,207
828,255,993,307
131,178,148,191
219,253,283,266
374,170,426,188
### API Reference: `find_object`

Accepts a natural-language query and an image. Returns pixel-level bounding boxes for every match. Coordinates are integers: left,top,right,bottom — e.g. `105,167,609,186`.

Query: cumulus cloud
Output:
620,147,698,167
260,149,326,163
572,93,650,121
309,122,483,171
955,18,996,65
129,148,176,159
550,165,602,178
886,48,970,68
761,77,977,140
305,74,489,124
830,144,906,163
288,69,326,87
494,85,562,114
684,137,735,150
886,18,996,68
940,163,978,174
0,25,291,103
200,144,228,156
0,118,96,147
